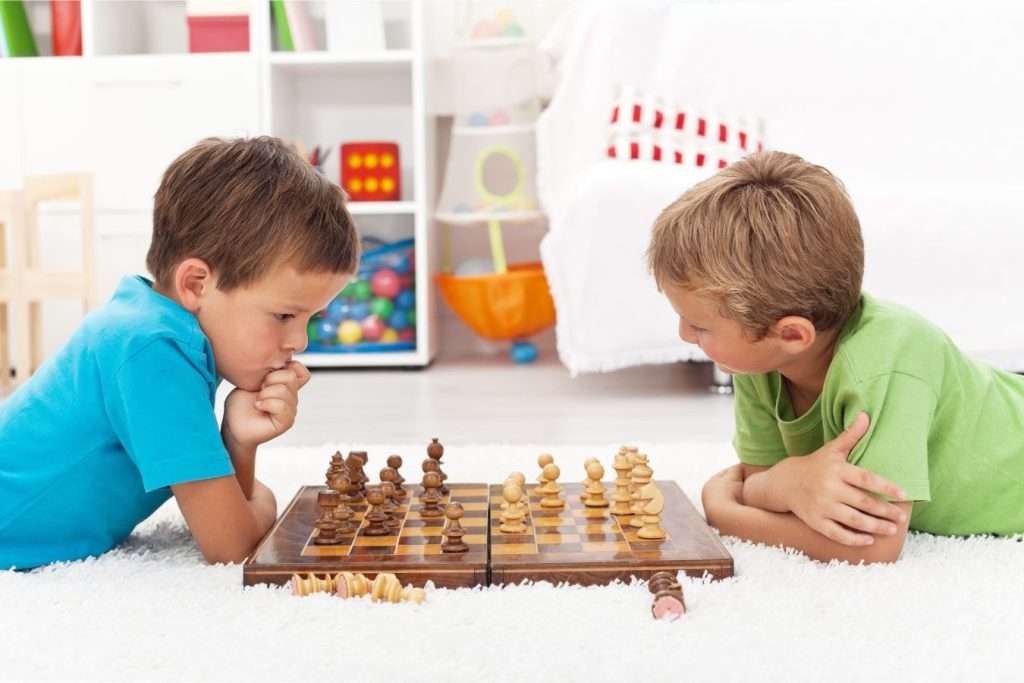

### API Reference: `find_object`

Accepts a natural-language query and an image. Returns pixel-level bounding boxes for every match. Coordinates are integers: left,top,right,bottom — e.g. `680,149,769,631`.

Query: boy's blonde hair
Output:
148,136,359,291
647,150,863,339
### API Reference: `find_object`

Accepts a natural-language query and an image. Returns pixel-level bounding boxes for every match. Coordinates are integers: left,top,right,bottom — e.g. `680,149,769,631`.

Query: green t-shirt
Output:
733,293,1024,536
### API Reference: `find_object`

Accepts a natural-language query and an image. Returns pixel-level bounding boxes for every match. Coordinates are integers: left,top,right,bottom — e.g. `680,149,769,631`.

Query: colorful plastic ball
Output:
467,112,489,127
370,296,394,319
489,110,511,126
316,319,338,342
361,315,385,342
398,328,416,342
326,299,350,322
471,20,499,39
349,302,370,321
395,289,415,310
350,279,372,302
388,309,409,331
510,340,538,364
502,22,525,37
398,274,415,290
408,309,417,326
371,268,401,299
306,320,319,343
337,319,362,345
381,328,399,343
393,254,412,275
340,281,358,298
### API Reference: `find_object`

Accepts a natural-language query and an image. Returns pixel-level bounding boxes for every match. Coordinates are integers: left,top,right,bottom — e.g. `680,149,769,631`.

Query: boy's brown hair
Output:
647,150,864,340
148,136,359,291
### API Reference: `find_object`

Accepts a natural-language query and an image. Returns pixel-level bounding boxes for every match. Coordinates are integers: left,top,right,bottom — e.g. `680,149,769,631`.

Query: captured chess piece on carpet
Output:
244,439,733,602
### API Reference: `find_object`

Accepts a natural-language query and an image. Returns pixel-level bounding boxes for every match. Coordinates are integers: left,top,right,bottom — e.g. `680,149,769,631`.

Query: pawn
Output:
327,473,357,534
648,571,685,621
499,483,528,533
421,458,444,498
426,438,449,494
313,489,342,545
442,502,469,553
583,461,609,508
580,457,599,501
538,463,564,509
537,453,554,485
503,472,528,512
363,486,389,536
420,471,444,518
380,481,400,530
387,454,407,500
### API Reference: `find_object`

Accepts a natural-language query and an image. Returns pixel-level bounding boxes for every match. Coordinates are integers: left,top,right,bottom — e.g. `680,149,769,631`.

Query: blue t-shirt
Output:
0,276,234,569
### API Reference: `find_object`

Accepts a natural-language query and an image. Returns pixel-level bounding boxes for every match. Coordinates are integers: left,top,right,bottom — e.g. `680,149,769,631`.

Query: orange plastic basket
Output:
436,262,556,341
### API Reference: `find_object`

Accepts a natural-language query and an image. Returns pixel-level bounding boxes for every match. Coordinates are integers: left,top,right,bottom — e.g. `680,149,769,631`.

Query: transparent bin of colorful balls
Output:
306,237,416,353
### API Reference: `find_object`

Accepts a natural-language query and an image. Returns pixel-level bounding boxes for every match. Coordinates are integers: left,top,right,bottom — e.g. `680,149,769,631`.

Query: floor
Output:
1,354,736,447
250,354,735,447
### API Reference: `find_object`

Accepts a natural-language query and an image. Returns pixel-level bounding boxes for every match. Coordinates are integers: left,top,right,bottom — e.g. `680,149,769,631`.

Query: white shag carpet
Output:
3,442,1022,683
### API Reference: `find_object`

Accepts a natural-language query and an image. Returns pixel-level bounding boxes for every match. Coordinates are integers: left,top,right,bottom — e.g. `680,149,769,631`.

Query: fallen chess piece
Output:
290,571,427,604
648,571,685,621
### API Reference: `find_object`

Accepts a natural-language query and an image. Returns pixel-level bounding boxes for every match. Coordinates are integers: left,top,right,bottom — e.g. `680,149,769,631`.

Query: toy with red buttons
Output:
341,142,400,202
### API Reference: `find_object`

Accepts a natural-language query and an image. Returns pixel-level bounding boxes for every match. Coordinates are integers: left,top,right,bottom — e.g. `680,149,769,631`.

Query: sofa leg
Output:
709,365,733,395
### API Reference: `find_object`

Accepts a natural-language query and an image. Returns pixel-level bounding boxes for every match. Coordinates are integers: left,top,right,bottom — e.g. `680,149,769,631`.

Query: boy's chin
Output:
222,370,264,393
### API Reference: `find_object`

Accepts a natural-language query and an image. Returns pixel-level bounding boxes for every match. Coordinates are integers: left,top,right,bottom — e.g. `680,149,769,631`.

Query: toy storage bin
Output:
306,237,416,353
436,262,554,341
187,15,250,53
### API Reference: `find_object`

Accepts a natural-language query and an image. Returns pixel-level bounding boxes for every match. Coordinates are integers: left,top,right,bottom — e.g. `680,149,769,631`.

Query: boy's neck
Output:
778,326,842,411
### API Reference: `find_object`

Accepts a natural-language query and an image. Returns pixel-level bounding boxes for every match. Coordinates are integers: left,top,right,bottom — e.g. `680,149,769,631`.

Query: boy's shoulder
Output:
84,276,212,378
831,293,952,385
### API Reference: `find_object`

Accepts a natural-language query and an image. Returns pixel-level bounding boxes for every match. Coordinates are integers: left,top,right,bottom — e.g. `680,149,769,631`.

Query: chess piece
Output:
344,452,367,503
536,453,554,485
648,571,685,620
313,490,342,545
426,437,449,494
610,453,633,516
326,451,345,487
580,457,599,501
499,483,528,533
327,472,357,534
335,571,372,599
420,471,444,517
442,502,469,553
386,454,407,500
538,463,564,509
291,572,337,596
629,460,654,528
583,461,609,508
380,481,401,530
637,482,666,539
363,486,389,536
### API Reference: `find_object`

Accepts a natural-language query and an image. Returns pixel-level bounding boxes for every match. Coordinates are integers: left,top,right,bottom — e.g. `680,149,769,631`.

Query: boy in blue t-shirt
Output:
0,137,358,569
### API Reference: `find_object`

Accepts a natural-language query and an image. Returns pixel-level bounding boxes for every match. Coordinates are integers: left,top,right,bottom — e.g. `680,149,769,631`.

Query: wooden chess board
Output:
243,481,733,589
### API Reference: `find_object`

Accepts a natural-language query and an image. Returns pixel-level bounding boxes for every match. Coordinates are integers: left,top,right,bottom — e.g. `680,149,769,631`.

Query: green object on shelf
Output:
0,1,39,57
270,0,294,51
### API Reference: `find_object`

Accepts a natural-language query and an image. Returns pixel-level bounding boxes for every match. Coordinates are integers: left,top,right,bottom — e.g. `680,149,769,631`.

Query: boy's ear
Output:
773,315,816,351
174,258,214,313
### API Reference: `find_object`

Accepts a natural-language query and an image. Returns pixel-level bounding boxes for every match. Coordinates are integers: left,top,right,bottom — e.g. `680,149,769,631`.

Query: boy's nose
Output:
285,326,308,354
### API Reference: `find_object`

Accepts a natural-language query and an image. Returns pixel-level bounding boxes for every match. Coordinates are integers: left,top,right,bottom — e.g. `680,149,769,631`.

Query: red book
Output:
50,0,82,57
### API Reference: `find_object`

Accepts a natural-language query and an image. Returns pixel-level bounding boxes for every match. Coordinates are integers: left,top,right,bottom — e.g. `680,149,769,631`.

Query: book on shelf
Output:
270,0,294,51
0,1,39,57
283,0,316,52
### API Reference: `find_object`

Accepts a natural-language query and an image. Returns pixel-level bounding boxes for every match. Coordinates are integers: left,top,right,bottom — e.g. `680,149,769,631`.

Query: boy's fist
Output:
222,361,311,449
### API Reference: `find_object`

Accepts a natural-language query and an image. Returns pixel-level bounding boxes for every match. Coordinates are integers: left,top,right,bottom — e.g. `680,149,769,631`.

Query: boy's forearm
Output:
248,479,278,537
705,494,903,564
222,426,257,499
742,468,792,513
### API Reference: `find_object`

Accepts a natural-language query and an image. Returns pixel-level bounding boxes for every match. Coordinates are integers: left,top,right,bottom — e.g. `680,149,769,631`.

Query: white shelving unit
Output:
2,0,438,368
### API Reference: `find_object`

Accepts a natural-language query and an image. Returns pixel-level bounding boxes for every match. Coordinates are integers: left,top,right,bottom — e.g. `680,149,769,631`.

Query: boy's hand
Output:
222,361,311,450
776,412,908,546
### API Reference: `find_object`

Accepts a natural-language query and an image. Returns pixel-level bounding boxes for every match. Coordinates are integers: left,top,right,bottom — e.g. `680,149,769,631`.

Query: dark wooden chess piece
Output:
313,489,342,545
648,571,686,621
326,451,345,487
426,437,449,494
327,473,357,534
387,454,407,500
441,502,468,553
344,452,368,502
380,481,400,530
363,486,389,536
420,471,444,518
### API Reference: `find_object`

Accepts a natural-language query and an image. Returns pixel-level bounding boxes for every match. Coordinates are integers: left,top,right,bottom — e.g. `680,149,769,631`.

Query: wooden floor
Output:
1,355,735,447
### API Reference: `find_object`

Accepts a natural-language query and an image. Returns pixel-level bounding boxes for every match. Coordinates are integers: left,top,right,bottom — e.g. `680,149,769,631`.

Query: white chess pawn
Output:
583,461,609,508
538,463,564,509
499,483,528,533
537,453,554,485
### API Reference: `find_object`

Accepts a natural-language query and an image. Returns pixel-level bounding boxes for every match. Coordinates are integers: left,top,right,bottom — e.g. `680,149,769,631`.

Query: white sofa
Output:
537,0,1024,375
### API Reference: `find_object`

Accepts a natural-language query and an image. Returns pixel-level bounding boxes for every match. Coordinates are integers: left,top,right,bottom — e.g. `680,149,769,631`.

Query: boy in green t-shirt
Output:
647,150,1024,563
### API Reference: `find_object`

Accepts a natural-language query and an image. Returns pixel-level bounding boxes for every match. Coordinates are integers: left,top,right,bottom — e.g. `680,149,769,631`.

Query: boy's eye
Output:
274,313,295,322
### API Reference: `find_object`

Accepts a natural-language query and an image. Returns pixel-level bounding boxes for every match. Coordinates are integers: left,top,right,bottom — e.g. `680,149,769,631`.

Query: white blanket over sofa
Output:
537,0,1024,375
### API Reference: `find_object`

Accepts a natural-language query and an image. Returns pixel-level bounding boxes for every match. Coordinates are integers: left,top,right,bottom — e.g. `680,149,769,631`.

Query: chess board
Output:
243,480,733,589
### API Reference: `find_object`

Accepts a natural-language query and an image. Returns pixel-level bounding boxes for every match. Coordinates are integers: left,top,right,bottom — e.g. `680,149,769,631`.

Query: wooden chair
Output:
0,174,96,387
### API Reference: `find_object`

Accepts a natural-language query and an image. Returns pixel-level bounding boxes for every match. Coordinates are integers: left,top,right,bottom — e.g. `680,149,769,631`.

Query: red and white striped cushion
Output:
606,86,765,168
